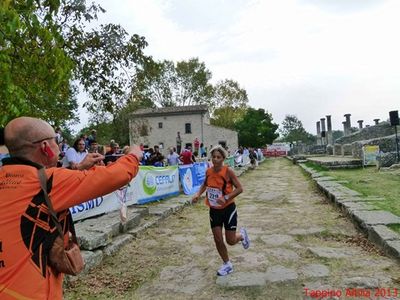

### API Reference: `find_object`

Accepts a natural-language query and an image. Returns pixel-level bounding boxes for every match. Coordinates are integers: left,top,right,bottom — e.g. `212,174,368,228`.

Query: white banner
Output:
133,166,180,204
70,166,179,221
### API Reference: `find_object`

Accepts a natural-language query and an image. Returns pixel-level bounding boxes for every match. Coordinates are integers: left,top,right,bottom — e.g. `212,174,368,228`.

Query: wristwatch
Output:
224,195,229,201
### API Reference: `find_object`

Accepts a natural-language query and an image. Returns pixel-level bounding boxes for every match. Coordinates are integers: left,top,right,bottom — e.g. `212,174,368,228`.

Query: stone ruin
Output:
291,113,400,168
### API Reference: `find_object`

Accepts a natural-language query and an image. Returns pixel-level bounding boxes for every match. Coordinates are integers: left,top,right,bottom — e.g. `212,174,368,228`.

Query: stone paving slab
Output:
288,227,326,236
299,264,330,278
351,210,400,226
367,225,400,250
216,272,267,287
148,205,173,217
339,201,373,212
383,240,400,259
103,234,134,256
264,265,298,283
308,247,358,259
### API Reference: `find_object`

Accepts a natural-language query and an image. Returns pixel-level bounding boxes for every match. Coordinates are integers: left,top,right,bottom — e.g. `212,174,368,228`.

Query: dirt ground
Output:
65,158,400,300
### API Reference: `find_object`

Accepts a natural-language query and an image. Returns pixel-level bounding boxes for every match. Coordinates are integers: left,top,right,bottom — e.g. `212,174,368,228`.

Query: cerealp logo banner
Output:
134,165,180,204
70,166,179,220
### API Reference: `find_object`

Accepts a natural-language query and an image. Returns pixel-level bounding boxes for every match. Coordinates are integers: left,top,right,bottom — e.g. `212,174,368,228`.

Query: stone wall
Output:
351,134,398,159
129,114,238,155
290,144,326,155
336,122,396,144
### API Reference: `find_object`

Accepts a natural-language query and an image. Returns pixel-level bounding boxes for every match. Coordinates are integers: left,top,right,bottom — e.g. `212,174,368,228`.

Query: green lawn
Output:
305,163,400,218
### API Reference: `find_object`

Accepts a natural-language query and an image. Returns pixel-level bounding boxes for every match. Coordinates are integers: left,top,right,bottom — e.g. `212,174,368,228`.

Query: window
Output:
218,141,227,148
185,123,191,134
158,122,163,129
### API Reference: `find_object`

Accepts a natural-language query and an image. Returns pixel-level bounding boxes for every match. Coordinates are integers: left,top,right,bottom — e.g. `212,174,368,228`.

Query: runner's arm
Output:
192,183,207,203
226,167,243,199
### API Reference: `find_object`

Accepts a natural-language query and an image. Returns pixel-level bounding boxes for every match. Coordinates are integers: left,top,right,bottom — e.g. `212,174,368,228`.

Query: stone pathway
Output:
65,158,400,300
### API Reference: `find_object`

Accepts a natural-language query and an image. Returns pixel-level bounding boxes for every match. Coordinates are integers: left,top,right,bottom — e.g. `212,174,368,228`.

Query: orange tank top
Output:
205,165,234,209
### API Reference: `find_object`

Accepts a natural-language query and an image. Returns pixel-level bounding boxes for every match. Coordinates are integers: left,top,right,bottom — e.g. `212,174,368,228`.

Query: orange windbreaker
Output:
0,154,139,300
205,165,234,209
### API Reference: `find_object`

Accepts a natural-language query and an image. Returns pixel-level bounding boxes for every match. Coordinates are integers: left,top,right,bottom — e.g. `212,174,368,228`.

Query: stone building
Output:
129,105,238,154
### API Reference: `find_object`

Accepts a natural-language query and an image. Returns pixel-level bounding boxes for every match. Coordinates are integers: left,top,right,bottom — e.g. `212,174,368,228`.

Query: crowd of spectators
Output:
24,128,264,169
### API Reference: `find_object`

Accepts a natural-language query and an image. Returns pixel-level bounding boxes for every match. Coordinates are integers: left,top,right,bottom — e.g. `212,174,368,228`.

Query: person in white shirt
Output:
167,147,180,166
62,138,87,169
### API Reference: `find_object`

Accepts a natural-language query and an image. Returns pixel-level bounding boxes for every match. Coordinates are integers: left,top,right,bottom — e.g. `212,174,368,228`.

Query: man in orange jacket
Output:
0,117,143,299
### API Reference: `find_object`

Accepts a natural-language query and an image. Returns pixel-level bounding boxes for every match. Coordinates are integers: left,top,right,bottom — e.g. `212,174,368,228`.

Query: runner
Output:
192,145,250,276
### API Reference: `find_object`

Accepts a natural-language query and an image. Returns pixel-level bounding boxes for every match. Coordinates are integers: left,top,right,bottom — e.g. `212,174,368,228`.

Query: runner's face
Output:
211,151,224,166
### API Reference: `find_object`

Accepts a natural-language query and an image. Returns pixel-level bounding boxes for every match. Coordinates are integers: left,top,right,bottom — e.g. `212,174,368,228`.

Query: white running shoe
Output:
240,227,250,249
217,261,233,276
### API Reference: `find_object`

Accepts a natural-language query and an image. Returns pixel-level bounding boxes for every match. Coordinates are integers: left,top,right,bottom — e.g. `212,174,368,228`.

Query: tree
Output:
235,108,279,147
0,0,149,126
280,115,316,145
0,0,76,126
175,58,214,107
332,130,344,142
210,79,248,129
210,107,246,130
213,79,248,109
130,58,214,108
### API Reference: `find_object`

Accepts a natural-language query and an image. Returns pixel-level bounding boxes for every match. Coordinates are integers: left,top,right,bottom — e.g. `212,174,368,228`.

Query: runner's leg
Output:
211,226,229,262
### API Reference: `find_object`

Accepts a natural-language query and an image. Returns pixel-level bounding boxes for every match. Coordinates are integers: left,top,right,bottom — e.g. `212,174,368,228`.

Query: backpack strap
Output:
37,168,78,243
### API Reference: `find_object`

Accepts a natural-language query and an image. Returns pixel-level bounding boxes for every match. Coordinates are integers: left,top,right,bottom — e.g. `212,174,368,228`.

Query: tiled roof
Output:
132,105,209,117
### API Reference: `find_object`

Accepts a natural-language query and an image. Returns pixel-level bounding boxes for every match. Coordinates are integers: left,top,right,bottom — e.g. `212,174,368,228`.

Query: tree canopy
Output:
279,114,316,144
130,58,214,109
235,108,279,147
0,0,149,126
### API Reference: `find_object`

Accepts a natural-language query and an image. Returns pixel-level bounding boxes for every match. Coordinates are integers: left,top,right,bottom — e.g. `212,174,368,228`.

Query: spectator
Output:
104,142,121,165
200,143,207,158
0,116,142,299
59,139,69,156
194,137,200,153
144,148,153,165
150,145,164,167
167,147,180,166
55,127,63,145
88,129,97,146
80,134,89,150
89,140,99,153
180,147,194,165
62,138,87,169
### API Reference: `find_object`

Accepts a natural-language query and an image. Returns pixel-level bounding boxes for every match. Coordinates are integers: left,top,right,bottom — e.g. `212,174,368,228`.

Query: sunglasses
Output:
32,136,57,144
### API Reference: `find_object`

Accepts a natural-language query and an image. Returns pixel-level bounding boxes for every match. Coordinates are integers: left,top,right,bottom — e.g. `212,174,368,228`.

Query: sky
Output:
75,0,400,134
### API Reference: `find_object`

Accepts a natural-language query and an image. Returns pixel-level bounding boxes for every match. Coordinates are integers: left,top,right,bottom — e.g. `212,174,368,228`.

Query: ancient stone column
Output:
316,121,321,145
326,115,333,145
357,120,363,129
344,113,351,136
320,118,326,145
342,121,347,136
373,118,380,125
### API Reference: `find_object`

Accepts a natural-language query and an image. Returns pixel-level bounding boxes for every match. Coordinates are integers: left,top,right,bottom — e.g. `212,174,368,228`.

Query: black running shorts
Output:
209,202,237,231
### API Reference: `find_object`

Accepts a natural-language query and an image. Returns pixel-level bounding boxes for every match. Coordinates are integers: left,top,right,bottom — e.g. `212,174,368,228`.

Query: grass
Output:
303,163,400,232
304,161,329,172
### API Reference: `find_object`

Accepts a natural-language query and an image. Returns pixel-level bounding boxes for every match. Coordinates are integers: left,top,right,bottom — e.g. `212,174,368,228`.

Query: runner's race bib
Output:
207,187,222,207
